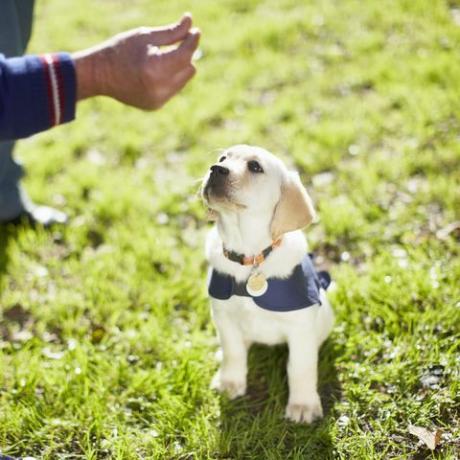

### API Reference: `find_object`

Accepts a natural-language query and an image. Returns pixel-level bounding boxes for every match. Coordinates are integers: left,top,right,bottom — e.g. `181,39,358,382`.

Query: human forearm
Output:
72,48,103,101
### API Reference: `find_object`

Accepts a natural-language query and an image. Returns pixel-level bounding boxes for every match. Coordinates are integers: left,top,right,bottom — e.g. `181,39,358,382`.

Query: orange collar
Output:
223,238,282,266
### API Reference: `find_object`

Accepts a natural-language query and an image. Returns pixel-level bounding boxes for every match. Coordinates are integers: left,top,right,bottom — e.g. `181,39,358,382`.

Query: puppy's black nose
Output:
210,165,229,176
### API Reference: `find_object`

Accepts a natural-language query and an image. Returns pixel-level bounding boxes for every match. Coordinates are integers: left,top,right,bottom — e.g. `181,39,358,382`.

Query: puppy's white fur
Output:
202,145,334,423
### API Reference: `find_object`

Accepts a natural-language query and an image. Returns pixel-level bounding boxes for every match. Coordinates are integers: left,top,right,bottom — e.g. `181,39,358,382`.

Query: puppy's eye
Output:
219,156,226,162
247,160,264,173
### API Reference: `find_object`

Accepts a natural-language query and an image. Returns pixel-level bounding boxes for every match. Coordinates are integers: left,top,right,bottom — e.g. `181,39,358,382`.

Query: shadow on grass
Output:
0,225,16,341
217,338,342,460
0,225,14,287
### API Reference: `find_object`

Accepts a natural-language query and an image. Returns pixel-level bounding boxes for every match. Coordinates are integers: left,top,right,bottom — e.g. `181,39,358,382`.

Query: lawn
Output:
1,0,459,458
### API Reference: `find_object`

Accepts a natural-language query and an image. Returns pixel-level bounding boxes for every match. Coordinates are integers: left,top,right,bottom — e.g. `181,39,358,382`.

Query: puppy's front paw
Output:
285,396,323,424
211,369,246,399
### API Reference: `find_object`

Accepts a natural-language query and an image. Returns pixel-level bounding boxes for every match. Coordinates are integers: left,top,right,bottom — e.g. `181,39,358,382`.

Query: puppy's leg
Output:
316,292,335,347
285,329,323,423
211,303,248,399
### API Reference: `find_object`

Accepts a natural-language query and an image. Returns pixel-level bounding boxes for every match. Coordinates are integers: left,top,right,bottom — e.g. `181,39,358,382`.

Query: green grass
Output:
1,0,459,458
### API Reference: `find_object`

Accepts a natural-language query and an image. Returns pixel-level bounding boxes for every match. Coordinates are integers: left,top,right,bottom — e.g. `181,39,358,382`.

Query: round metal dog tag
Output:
246,272,268,297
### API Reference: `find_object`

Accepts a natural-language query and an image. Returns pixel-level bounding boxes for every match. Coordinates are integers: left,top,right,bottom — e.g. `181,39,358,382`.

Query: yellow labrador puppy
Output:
201,145,334,423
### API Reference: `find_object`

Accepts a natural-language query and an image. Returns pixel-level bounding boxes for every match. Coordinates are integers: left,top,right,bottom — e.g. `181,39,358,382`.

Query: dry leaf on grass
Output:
408,425,441,450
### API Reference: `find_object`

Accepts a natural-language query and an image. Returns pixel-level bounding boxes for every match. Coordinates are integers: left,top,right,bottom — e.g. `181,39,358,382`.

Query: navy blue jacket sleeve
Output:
0,52,76,141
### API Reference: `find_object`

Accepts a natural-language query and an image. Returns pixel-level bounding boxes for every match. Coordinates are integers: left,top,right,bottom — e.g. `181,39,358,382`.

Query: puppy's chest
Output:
231,299,287,344
225,297,310,345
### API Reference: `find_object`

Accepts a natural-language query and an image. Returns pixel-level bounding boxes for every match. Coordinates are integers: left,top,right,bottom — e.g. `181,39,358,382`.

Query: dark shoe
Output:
7,205,67,227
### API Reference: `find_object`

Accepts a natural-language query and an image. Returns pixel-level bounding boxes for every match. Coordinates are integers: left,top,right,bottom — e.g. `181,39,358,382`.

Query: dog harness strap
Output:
223,238,282,266
208,254,331,312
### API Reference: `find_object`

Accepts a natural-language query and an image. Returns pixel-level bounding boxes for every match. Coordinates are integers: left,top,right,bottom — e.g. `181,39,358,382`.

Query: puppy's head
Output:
201,145,316,238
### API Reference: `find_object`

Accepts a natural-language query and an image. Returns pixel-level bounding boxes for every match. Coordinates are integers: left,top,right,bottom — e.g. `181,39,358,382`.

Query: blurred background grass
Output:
0,0,459,459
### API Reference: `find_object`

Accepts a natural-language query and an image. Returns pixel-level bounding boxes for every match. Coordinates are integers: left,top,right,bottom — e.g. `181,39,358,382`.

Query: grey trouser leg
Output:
0,0,35,221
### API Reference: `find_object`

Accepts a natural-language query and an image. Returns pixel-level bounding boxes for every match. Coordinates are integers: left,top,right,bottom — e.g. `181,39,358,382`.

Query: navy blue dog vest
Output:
208,254,331,312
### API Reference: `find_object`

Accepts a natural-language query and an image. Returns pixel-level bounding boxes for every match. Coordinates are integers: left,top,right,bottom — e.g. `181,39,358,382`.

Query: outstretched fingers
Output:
165,28,201,68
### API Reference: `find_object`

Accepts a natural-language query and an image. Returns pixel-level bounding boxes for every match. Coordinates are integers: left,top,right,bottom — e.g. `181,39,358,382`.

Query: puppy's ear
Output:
270,172,316,239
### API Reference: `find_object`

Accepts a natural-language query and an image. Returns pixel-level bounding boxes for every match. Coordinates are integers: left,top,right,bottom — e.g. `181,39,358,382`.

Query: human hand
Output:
73,13,200,109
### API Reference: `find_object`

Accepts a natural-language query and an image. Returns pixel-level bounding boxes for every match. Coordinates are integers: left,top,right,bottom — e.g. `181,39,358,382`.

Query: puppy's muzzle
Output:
210,164,229,179
204,164,230,199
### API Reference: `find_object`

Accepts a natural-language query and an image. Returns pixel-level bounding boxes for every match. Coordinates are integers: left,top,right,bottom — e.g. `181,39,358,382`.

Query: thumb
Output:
149,13,193,46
